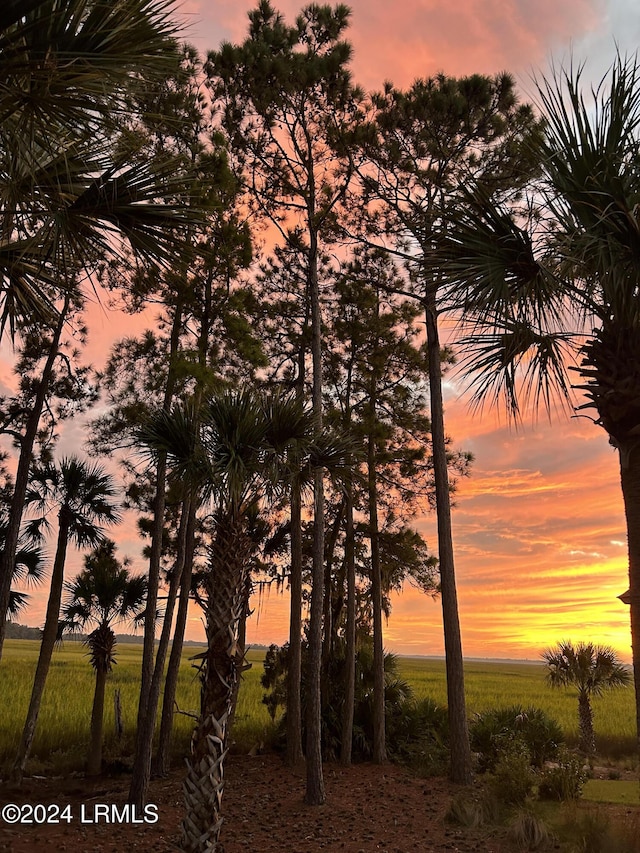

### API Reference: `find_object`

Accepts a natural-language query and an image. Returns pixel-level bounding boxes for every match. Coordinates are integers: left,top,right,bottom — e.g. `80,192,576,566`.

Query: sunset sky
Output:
4,0,639,661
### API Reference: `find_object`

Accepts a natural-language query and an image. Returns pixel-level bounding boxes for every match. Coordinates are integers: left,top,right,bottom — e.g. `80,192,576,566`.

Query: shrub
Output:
470,705,563,771
488,741,536,805
538,748,587,801
387,696,449,774
261,638,432,762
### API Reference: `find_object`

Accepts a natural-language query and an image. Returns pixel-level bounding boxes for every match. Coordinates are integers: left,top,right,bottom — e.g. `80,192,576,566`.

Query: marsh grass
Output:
398,658,636,758
0,641,273,775
0,644,634,775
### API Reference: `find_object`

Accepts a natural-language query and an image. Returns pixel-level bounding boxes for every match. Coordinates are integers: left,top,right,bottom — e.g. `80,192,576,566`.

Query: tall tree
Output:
325,247,453,763
61,540,147,776
13,457,119,780
347,72,542,783
208,0,362,802
437,56,640,755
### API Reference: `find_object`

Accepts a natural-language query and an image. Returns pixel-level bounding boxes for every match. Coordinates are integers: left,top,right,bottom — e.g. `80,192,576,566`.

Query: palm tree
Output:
437,55,640,754
13,457,120,779
0,0,209,659
61,540,146,776
140,388,323,853
542,640,631,755
3,521,46,619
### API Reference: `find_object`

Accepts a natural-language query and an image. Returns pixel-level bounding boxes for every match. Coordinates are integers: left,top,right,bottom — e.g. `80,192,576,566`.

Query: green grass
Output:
0,643,635,775
583,780,640,805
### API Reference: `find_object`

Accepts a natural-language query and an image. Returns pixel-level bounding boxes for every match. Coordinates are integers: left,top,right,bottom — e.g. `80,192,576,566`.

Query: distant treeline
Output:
4,623,269,650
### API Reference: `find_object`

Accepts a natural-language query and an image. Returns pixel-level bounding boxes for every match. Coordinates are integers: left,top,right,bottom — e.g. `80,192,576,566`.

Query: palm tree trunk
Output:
13,510,71,779
181,515,252,853
88,664,108,777
0,297,69,660
578,691,596,756
425,298,472,785
619,441,640,757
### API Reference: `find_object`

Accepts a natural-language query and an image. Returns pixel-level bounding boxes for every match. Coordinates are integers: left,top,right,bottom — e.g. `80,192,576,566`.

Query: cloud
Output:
188,0,607,93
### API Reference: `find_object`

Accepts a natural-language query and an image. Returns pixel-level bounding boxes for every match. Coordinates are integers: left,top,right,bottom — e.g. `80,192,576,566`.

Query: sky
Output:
5,0,639,661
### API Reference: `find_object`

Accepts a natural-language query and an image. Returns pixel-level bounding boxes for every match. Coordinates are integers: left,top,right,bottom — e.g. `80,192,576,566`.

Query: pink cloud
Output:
188,0,604,92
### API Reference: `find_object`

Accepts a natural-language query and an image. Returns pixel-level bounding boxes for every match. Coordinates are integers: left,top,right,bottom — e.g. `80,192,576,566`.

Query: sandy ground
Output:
0,754,508,852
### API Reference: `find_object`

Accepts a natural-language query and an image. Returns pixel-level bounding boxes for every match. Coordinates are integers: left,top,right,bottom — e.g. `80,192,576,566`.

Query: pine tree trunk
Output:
129,494,190,806
0,298,69,660
131,300,184,802
180,514,252,853
305,229,326,806
13,510,71,780
618,440,640,757
425,299,472,785
340,482,356,766
286,328,308,768
322,497,346,667
154,504,197,777
286,481,305,767
368,399,386,764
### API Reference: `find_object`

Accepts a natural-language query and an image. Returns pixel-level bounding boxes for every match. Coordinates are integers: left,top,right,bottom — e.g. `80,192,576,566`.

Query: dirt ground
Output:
1,754,508,852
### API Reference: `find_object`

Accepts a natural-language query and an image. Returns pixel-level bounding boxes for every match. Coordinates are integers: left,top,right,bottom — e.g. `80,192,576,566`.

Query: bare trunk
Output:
619,441,640,759
129,494,190,806
88,665,108,777
286,481,305,766
227,571,253,739
131,300,184,802
0,298,69,660
306,466,325,805
340,483,356,766
425,299,472,785
286,325,307,768
305,228,326,805
13,510,71,779
154,503,197,776
368,403,386,764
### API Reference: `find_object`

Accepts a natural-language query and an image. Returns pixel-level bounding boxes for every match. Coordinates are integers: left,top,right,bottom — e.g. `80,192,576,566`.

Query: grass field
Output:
0,641,635,774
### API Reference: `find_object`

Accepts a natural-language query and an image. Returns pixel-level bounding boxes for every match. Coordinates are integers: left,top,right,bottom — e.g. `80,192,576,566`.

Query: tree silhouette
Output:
62,540,146,776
